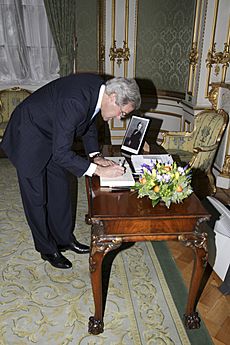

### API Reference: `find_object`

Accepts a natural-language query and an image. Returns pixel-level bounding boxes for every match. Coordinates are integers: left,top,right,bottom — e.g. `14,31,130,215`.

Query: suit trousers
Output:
17,159,75,254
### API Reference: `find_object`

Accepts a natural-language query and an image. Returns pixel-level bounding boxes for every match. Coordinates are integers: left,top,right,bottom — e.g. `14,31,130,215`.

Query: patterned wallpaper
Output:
136,0,195,94
76,0,98,73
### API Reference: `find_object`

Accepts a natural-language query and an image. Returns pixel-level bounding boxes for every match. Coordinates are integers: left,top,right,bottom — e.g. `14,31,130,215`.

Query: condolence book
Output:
100,157,135,188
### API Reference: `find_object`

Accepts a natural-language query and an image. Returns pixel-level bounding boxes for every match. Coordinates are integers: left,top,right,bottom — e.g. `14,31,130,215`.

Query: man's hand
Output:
94,163,125,177
93,156,116,167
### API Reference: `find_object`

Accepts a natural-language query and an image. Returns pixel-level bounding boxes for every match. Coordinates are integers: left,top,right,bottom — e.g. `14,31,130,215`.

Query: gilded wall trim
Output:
222,18,230,82
109,0,132,132
205,0,219,97
222,155,230,177
110,0,116,75
188,0,202,96
208,83,219,110
188,42,199,94
208,82,230,112
98,0,105,74
109,0,130,75
133,0,138,76
124,0,129,77
204,0,230,97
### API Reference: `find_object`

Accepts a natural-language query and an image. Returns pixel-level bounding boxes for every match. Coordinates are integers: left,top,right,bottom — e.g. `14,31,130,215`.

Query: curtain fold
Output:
0,0,59,86
44,0,76,76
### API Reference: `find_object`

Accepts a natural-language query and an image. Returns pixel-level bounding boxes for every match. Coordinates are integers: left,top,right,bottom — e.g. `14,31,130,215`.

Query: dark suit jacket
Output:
124,129,142,150
1,73,104,177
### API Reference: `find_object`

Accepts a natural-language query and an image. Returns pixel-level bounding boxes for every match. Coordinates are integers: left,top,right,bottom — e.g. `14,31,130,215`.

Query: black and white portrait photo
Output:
121,116,150,154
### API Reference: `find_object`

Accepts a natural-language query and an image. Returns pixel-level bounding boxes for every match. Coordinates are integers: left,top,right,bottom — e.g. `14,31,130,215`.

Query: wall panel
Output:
76,0,98,73
136,0,195,94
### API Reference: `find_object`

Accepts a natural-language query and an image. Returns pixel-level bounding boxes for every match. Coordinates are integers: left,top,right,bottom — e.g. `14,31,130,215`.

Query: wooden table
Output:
85,147,211,335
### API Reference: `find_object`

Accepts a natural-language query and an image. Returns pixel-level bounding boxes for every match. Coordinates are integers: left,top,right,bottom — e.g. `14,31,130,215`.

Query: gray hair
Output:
105,77,141,109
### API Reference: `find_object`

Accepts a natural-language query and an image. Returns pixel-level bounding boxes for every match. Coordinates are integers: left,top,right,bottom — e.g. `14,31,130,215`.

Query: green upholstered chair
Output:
161,109,228,194
0,87,31,140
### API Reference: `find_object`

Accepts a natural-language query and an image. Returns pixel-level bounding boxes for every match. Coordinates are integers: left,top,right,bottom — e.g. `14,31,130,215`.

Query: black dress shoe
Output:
58,239,90,254
41,252,72,269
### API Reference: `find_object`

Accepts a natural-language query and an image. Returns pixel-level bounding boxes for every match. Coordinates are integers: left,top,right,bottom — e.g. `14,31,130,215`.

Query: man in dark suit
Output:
1,73,141,269
124,121,143,150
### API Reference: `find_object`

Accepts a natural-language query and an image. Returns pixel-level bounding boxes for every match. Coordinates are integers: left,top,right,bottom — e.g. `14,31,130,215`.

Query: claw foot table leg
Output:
178,230,208,329
88,316,104,334
184,312,201,329
89,220,122,334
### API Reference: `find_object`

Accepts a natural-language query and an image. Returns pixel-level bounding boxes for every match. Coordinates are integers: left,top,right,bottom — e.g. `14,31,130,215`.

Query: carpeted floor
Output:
153,242,214,345
0,158,213,344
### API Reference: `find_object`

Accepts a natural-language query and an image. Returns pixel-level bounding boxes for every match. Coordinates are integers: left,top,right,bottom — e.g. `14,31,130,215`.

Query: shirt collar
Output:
96,84,105,110
92,84,105,118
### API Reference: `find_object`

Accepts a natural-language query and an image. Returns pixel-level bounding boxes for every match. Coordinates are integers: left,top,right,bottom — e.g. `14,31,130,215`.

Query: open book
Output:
100,157,135,188
131,154,173,173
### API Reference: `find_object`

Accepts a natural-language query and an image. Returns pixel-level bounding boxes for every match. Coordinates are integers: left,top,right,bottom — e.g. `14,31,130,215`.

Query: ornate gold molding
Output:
99,44,105,62
208,81,230,110
205,0,219,97
109,40,130,67
208,83,219,109
189,42,199,69
187,0,203,96
206,42,230,77
188,42,199,95
98,0,105,74
222,155,230,177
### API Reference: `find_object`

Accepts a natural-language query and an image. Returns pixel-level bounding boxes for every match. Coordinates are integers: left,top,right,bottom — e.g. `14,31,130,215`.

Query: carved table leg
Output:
88,248,104,335
88,221,122,335
178,231,208,329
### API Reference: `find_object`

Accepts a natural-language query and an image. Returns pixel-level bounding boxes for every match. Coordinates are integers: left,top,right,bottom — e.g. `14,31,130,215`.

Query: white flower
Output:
178,167,185,175
163,174,171,182
156,174,163,182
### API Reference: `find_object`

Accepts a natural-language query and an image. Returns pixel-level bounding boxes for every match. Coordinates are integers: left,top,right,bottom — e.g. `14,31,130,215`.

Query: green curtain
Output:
44,0,76,76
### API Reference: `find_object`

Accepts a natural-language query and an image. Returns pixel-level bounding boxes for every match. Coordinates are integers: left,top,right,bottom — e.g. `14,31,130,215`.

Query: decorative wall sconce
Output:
109,40,130,67
206,42,230,77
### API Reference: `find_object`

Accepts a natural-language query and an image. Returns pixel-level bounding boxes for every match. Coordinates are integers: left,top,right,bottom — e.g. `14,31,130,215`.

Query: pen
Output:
119,158,125,167
121,159,126,173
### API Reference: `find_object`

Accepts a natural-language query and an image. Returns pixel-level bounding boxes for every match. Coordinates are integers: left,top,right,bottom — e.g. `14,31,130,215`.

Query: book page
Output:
99,157,135,188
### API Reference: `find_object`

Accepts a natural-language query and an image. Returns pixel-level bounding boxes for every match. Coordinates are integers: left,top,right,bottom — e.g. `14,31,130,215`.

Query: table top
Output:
86,176,210,221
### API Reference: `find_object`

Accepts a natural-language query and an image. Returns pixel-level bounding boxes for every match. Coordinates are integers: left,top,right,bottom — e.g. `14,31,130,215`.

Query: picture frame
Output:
121,115,150,154
144,116,163,146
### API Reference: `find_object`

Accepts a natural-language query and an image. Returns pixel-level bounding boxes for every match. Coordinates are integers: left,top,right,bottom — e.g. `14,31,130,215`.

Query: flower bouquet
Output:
132,160,193,208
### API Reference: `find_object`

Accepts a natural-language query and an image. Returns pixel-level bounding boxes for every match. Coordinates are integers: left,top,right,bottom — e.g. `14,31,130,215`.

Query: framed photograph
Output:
121,115,150,154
